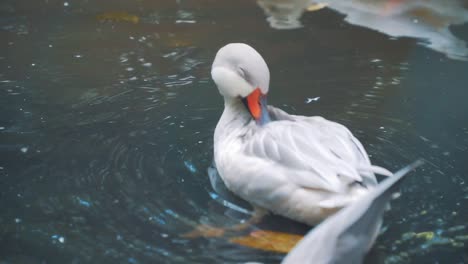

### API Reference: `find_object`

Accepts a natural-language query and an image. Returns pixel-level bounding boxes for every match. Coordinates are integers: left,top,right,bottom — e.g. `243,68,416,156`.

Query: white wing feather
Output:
239,106,385,193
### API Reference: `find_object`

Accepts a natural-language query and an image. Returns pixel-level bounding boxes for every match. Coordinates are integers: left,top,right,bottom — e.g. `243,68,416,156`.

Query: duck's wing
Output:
268,106,296,121
269,106,392,179
282,160,423,264
241,107,388,193
268,106,392,176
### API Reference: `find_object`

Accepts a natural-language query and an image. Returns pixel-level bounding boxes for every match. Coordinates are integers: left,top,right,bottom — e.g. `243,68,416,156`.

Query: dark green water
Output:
1,0,467,263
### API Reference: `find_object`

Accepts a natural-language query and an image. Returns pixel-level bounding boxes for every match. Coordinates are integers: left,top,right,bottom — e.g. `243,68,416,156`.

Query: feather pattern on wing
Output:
214,102,392,225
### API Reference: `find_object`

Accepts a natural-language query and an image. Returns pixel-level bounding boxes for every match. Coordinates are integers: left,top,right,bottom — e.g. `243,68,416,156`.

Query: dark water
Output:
1,0,467,263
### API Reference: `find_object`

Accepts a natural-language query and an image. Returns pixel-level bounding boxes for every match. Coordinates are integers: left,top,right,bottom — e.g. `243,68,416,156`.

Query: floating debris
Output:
415,231,434,241
305,97,320,104
97,12,139,24
20,147,28,153
399,228,467,252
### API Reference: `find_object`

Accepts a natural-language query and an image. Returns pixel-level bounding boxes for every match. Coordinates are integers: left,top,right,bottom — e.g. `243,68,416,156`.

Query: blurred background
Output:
0,0,467,263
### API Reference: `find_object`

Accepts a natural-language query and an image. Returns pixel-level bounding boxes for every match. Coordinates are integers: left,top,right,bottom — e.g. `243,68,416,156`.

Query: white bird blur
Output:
211,43,393,225
282,160,423,264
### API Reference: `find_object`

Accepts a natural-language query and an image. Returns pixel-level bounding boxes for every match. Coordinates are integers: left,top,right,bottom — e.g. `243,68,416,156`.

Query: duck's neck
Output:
221,98,252,127
214,98,251,142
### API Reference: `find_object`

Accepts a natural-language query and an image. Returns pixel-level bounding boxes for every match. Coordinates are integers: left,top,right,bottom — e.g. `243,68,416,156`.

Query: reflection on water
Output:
257,0,313,29
0,0,467,263
258,0,468,60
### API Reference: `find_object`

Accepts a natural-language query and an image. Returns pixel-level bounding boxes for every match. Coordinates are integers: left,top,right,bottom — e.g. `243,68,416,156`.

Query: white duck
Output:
211,43,393,226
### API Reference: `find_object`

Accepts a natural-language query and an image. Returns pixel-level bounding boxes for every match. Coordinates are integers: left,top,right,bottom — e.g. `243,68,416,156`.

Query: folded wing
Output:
241,106,390,193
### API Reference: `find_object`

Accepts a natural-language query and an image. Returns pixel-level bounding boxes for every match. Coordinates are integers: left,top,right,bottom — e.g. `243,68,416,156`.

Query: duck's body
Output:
212,43,392,225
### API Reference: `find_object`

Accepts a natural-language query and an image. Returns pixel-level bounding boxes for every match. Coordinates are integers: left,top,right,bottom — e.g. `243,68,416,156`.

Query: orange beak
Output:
242,87,271,125
246,88,262,120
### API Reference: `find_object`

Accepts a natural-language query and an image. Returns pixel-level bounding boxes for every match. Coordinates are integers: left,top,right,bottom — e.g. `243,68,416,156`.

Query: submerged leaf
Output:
230,230,303,253
415,231,435,241
97,12,139,24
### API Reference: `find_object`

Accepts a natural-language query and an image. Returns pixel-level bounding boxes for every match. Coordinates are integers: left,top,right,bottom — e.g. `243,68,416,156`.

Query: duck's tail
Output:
318,160,423,209
359,164,393,177
283,160,424,264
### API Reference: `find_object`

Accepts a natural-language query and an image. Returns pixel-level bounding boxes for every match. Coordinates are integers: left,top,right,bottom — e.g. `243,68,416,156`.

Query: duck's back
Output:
214,105,392,225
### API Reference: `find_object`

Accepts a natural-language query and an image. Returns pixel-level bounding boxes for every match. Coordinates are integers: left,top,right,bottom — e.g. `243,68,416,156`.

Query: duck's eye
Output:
237,66,254,86
237,67,246,78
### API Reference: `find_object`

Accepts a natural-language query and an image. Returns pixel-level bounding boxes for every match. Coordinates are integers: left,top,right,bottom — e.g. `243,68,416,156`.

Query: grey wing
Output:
244,115,371,193
268,106,369,165
269,105,392,183
268,106,296,121
330,160,423,263
282,160,423,264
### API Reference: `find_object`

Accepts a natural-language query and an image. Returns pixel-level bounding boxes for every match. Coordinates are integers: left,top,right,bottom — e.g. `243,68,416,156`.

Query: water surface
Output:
1,0,467,263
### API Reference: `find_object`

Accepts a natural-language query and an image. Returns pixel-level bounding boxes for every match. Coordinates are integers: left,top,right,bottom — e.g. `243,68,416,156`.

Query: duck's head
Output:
211,43,271,125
